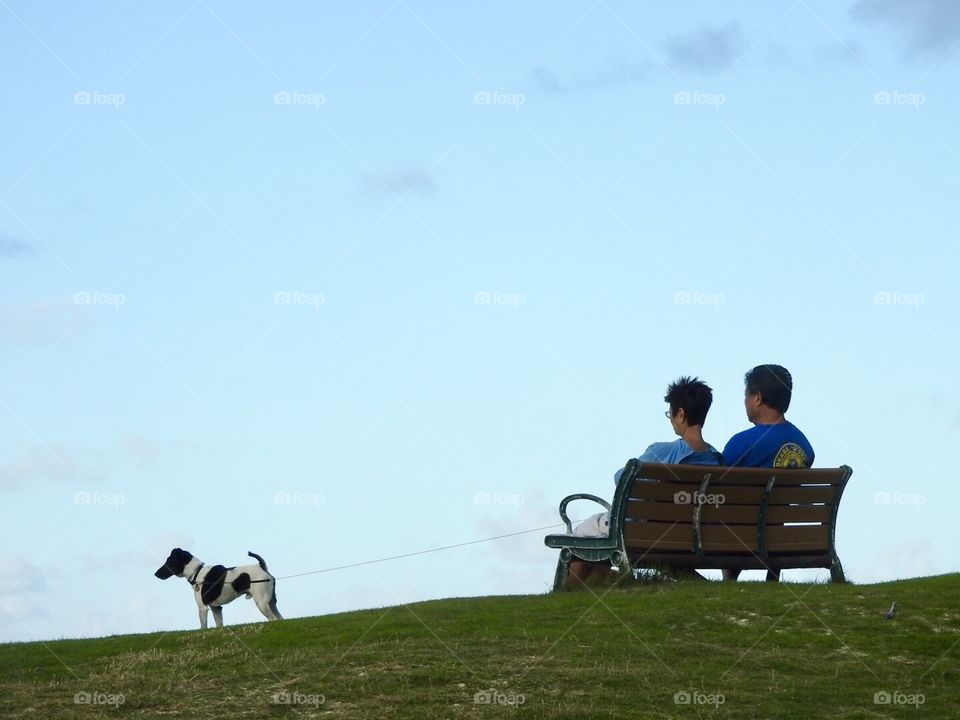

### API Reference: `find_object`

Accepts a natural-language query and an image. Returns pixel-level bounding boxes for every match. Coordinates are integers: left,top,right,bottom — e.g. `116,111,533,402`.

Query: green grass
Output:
1,574,958,718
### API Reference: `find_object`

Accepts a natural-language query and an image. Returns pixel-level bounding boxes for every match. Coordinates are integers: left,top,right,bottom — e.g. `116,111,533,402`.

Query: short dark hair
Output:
664,376,713,427
744,364,793,414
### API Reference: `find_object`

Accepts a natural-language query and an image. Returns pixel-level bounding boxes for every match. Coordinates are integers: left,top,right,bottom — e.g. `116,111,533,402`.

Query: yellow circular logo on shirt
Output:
774,443,807,468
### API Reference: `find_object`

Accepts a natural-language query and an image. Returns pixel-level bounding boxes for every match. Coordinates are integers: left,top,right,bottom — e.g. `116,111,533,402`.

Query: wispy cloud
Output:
0,444,85,491
0,299,85,345
813,40,868,68
852,0,960,57
531,55,648,95
661,22,747,73
0,237,34,258
363,168,436,196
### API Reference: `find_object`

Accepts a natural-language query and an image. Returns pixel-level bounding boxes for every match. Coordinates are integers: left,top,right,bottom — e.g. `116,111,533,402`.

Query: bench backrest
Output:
610,461,852,558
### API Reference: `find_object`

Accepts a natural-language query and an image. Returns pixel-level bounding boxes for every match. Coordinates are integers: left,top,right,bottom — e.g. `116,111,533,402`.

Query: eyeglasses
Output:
664,410,672,419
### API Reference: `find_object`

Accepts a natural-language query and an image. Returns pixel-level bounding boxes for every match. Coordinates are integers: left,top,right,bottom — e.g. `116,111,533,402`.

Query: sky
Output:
1,0,959,643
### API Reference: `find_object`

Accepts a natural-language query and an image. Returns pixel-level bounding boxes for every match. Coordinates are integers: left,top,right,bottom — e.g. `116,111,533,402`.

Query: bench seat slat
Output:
626,483,828,504
622,521,831,554
626,503,832,524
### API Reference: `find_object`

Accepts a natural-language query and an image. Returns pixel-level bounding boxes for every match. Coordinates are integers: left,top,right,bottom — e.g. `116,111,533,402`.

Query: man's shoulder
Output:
782,421,811,439
724,426,761,449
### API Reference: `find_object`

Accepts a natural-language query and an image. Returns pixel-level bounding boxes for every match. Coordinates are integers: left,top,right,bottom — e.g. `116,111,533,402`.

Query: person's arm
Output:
614,443,662,483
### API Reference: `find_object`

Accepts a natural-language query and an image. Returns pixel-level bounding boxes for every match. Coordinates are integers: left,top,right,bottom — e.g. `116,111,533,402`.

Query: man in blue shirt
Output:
722,364,814,581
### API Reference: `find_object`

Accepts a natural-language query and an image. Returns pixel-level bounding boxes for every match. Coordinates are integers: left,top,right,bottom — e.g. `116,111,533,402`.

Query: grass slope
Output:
1,574,958,719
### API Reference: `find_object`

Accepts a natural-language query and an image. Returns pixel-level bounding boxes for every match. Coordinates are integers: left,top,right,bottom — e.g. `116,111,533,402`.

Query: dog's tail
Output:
248,551,268,571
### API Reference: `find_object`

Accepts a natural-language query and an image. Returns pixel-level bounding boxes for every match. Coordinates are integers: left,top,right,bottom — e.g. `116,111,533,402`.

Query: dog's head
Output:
155,548,193,579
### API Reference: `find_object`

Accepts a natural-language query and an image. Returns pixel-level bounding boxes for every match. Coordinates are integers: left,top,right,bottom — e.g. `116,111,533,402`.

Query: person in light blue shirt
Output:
610,378,723,486
721,364,815,582
568,377,721,585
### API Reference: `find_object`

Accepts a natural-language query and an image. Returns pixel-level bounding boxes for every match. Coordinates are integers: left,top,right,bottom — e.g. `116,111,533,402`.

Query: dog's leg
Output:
254,594,280,621
269,597,283,620
211,606,224,629
194,590,209,629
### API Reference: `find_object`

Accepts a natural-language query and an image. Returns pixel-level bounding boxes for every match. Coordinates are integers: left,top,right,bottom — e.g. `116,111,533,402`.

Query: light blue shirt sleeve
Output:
615,440,687,482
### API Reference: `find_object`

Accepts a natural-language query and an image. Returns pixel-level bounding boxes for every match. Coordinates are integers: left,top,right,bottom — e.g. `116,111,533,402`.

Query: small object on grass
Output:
885,601,898,619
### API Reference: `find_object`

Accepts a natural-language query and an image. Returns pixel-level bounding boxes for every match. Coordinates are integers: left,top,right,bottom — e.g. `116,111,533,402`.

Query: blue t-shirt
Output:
722,421,815,468
614,438,721,483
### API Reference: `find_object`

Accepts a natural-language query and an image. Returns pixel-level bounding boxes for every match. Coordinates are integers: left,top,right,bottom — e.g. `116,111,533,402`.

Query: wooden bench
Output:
544,459,853,590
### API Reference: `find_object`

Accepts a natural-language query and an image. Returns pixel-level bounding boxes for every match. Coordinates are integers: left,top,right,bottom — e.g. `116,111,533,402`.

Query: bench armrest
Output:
558,493,612,534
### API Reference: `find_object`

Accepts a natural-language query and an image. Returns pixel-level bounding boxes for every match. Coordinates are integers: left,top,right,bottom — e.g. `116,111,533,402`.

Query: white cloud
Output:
662,22,747,73
852,0,960,57
0,299,85,345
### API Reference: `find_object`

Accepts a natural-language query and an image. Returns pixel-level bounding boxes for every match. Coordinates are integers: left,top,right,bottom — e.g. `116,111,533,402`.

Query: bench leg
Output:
765,569,781,582
722,568,741,582
553,552,571,592
829,554,846,583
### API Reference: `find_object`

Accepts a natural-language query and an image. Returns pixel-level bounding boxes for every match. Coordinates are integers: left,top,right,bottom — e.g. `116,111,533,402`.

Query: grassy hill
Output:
1,574,957,718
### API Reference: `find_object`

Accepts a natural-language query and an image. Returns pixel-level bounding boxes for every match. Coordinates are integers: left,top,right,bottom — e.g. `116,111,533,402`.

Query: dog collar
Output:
188,563,205,585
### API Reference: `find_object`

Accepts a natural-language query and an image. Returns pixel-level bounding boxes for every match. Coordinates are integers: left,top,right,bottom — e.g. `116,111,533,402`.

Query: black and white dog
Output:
155,548,282,629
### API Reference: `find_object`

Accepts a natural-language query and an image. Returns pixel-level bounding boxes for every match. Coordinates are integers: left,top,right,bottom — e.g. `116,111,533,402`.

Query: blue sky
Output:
1,0,958,642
